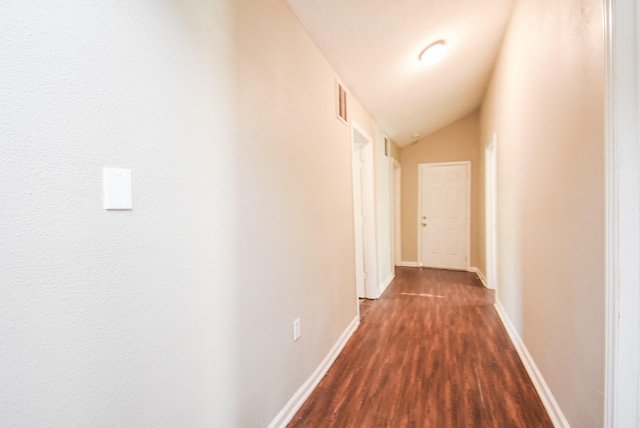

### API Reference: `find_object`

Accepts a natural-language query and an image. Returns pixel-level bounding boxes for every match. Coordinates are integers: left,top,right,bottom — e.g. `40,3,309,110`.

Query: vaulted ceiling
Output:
287,0,514,147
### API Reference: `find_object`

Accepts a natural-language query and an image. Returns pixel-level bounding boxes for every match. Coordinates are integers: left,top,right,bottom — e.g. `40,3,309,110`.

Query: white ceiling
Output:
287,0,514,147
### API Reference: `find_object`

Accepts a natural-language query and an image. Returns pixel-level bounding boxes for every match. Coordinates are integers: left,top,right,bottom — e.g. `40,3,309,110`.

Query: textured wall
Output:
0,1,386,426
479,0,605,425
0,1,241,425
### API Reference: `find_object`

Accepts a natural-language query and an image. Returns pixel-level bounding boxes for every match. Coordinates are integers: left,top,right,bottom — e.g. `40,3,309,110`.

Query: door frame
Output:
351,121,378,300
393,160,402,266
351,133,366,299
485,138,497,290
417,161,471,270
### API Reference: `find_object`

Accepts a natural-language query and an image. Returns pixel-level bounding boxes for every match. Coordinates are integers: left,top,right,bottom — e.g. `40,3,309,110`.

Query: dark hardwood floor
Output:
288,267,553,428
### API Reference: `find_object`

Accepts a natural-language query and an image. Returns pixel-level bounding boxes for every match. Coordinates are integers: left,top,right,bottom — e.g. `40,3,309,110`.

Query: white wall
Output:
1,1,241,425
0,0,390,425
479,0,605,425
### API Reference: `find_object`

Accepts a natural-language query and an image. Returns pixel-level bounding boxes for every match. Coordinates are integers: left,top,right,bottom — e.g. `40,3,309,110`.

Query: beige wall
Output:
233,1,367,424
400,112,481,267
478,0,605,425
390,139,401,161
0,0,390,426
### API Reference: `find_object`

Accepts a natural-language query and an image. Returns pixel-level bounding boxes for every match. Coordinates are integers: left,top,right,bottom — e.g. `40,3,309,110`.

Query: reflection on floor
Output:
358,297,375,320
289,267,552,427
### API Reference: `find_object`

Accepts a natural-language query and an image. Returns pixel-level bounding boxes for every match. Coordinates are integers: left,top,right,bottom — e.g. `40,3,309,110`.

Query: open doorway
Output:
393,160,402,267
351,122,378,302
485,136,497,290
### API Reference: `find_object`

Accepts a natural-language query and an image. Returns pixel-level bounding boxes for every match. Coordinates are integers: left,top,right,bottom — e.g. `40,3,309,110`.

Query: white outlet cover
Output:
103,167,133,210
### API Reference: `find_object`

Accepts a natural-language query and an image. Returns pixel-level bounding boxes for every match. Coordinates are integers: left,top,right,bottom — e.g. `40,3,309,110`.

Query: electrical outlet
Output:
293,318,301,341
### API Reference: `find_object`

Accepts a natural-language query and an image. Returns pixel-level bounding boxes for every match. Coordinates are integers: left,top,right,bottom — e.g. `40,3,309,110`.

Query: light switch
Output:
103,167,132,210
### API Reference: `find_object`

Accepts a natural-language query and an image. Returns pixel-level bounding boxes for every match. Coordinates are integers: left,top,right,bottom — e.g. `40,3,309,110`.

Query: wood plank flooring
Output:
288,267,553,428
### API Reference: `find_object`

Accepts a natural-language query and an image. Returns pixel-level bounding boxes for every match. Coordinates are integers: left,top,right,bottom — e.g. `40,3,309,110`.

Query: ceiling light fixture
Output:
419,40,446,65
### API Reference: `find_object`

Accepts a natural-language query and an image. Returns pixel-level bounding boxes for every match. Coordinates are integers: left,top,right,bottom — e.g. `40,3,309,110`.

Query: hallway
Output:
1,0,620,425
288,267,552,427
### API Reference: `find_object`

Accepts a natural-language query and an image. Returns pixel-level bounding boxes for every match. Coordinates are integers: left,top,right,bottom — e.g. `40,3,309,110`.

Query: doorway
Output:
418,162,470,270
351,123,378,300
393,160,402,266
485,138,497,290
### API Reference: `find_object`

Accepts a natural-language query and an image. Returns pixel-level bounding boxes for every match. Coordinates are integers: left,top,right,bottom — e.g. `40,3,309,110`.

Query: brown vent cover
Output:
337,82,347,123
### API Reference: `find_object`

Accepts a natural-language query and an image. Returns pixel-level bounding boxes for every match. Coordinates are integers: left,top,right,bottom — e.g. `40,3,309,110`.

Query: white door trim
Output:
351,139,366,299
485,138,497,291
351,121,379,300
417,161,471,270
393,160,402,266
604,0,640,425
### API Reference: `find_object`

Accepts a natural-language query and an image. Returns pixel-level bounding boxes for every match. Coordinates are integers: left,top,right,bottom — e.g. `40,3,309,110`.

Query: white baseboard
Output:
268,315,359,428
467,267,487,287
378,272,395,297
397,261,420,267
493,300,570,428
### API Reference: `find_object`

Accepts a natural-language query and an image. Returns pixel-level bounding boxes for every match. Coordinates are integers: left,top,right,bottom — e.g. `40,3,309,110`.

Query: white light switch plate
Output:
293,318,301,341
103,167,132,210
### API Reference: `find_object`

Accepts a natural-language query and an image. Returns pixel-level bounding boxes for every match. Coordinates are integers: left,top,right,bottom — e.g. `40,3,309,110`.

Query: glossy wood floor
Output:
288,267,552,428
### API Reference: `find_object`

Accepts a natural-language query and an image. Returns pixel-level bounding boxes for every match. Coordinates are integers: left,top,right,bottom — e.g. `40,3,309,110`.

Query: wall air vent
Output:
336,80,348,125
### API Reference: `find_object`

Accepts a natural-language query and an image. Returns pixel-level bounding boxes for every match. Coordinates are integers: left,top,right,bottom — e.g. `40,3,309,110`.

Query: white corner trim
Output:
604,0,640,425
467,267,487,287
397,261,420,267
378,272,395,297
493,300,570,428
268,315,359,428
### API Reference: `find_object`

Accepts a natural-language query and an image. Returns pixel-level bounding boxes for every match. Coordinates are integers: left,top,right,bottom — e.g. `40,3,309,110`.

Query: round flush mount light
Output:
419,40,447,65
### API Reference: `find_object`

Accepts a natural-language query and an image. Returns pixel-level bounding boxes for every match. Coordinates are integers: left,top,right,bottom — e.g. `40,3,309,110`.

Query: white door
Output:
419,163,470,270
